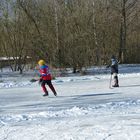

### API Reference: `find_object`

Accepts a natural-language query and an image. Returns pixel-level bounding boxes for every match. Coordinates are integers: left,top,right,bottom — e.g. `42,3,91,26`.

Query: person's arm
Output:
106,65,110,68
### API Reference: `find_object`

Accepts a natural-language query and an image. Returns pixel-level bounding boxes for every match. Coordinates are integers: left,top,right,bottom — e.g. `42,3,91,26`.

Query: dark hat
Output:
111,55,115,59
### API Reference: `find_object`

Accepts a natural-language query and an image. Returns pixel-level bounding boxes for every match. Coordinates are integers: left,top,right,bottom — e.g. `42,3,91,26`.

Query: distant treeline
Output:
0,0,140,73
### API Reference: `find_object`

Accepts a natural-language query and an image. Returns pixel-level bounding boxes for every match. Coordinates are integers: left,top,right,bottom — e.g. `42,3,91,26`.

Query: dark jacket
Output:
111,58,118,74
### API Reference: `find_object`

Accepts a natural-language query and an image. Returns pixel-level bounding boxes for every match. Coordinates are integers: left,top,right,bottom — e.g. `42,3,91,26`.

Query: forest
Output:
0,0,140,73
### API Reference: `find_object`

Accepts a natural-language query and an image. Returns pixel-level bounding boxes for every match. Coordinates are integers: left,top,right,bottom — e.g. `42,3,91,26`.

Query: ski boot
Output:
43,91,49,96
54,92,57,96
113,76,119,87
112,84,119,87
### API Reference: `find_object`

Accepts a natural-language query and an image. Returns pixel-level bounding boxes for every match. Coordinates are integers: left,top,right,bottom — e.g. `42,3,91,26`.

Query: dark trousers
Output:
113,73,119,86
40,80,57,95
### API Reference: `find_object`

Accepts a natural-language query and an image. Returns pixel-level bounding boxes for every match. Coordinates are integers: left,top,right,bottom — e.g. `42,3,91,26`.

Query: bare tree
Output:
0,0,33,73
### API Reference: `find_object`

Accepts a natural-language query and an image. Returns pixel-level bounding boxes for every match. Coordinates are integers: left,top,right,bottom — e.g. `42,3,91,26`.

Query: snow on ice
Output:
0,64,140,140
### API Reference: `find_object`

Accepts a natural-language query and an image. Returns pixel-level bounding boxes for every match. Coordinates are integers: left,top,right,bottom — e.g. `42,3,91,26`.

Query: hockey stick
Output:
30,79,39,82
30,67,40,83
109,74,112,89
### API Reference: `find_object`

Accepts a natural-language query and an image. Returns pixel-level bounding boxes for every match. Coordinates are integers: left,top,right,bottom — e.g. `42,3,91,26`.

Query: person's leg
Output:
47,80,57,96
115,75,119,86
41,80,48,96
113,73,119,87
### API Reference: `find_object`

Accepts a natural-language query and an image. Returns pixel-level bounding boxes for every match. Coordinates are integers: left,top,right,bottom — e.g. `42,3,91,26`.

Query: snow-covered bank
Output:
1,99,140,125
0,72,140,89
0,99,140,140
0,64,140,89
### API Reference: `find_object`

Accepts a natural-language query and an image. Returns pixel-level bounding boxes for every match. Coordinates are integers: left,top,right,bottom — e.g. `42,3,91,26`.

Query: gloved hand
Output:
106,65,110,68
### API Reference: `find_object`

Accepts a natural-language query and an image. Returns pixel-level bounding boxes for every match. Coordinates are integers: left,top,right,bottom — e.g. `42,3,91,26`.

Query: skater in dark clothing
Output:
38,60,57,96
107,55,119,87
